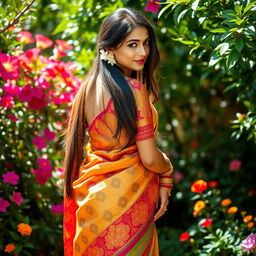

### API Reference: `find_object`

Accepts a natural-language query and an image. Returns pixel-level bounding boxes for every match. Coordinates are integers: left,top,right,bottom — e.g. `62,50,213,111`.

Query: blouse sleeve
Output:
128,78,154,141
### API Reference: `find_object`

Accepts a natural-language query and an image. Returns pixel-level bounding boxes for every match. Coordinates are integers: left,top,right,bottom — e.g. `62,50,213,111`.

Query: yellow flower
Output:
247,222,254,228
17,223,32,236
4,243,16,253
227,206,238,214
193,200,206,213
221,198,232,207
243,215,253,223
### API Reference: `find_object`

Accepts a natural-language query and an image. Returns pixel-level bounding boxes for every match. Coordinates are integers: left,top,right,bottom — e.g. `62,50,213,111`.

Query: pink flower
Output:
144,0,160,14
51,201,64,214
200,218,213,228
0,53,20,81
0,197,9,212
19,84,33,102
35,76,51,89
3,82,20,96
32,135,47,150
35,34,53,49
174,171,184,183
56,40,73,51
28,95,47,110
11,192,24,206
19,48,41,71
37,158,52,172
0,96,14,108
2,171,19,185
53,46,67,59
31,169,48,185
241,233,256,252
17,31,34,44
7,114,19,122
44,128,56,141
56,167,64,178
229,159,241,171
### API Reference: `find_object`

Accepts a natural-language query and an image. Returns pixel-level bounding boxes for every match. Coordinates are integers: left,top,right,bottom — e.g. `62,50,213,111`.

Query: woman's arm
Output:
136,138,171,174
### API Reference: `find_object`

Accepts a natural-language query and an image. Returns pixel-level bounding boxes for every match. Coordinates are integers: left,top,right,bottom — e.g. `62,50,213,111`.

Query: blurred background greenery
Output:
0,0,255,255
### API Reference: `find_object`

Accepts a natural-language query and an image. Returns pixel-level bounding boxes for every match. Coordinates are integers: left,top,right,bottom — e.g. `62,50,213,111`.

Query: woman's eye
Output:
144,40,150,45
128,43,137,48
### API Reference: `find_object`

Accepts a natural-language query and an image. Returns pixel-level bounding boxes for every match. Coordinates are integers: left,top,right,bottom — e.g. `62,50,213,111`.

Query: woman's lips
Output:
134,59,145,65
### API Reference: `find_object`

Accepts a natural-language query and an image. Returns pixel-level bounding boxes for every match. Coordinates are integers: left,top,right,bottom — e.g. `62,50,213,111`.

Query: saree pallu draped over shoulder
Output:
64,78,160,256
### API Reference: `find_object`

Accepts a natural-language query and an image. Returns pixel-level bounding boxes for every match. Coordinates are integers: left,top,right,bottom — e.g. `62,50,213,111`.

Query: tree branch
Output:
0,0,35,34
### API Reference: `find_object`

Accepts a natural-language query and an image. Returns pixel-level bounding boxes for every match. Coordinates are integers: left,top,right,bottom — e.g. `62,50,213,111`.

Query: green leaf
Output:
158,3,173,19
218,42,230,55
9,231,20,241
15,244,23,254
210,27,229,33
52,19,71,35
235,38,244,52
226,49,240,69
243,1,256,13
221,10,236,20
209,53,221,66
234,4,243,15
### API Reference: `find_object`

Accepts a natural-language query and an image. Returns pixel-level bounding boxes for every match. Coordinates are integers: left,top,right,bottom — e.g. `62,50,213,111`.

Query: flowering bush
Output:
178,179,256,255
0,30,81,255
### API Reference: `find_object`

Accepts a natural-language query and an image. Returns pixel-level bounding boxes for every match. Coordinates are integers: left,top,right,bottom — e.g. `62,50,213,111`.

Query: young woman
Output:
63,7,174,256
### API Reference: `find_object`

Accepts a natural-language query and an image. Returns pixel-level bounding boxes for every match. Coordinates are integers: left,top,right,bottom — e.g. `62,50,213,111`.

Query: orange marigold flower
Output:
227,206,238,214
243,215,253,223
4,243,16,253
193,200,206,213
247,222,254,228
221,198,232,207
17,223,32,236
191,179,207,193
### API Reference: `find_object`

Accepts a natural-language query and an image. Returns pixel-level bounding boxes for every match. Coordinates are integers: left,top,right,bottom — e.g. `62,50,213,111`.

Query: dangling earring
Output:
100,49,117,66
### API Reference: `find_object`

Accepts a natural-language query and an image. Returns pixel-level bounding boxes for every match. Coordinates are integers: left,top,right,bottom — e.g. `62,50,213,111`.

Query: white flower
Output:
100,49,116,66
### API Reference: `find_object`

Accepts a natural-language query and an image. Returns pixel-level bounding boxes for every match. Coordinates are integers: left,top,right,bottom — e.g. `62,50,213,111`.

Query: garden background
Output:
0,0,256,255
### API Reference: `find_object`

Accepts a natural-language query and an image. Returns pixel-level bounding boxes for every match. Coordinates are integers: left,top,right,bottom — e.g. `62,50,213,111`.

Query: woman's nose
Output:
137,45,146,56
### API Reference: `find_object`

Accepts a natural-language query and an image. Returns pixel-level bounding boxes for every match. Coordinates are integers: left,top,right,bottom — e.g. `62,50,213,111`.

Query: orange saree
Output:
63,78,172,256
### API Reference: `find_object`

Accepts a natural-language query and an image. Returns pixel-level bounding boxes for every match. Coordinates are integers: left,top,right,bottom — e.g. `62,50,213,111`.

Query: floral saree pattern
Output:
64,78,167,256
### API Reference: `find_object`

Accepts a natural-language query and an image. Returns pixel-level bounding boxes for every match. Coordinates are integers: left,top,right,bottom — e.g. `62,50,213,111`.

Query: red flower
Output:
0,96,14,108
189,140,198,149
28,96,47,110
17,31,34,44
144,0,160,14
201,218,213,228
32,135,47,150
179,232,190,241
0,53,20,81
35,34,53,49
191,179,207,193
207,181,219,188
3,82,20,96
44,128,56,141
229,159,241,171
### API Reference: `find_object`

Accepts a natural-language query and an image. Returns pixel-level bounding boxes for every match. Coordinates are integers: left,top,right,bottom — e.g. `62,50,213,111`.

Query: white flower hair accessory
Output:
100,49,117,66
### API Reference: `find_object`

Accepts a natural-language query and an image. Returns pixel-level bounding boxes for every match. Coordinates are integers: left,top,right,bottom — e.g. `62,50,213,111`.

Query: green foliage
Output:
158,0,256,142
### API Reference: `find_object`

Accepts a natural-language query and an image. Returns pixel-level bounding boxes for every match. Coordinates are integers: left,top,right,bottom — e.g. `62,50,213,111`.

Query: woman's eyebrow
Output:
126,37,150,43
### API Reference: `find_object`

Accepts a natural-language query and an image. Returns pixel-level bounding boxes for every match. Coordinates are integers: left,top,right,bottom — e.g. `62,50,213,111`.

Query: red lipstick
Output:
135,59,145,65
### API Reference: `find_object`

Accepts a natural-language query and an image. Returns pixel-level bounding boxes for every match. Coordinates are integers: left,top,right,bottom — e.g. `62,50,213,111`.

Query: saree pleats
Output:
64,78,160,256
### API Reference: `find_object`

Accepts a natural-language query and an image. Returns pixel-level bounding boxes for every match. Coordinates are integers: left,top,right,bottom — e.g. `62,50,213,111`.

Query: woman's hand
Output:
154,186,169,221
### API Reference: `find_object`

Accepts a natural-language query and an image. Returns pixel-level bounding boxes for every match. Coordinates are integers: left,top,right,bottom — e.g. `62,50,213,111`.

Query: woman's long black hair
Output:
64,7,160,198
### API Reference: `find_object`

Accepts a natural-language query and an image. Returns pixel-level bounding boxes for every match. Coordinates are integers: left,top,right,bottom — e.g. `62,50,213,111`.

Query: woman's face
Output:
110,26,150,77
